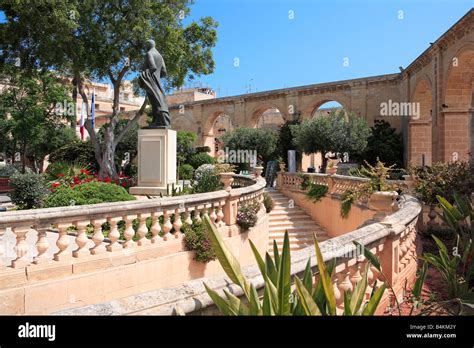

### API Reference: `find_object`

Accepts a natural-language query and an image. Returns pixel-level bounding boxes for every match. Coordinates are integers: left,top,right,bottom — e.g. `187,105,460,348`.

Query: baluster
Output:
73,221,90,258
173,208,182,238
136,214,150,246
107,217,123,251
216,201,224,226
150,212,162,243
350,262,363,288
209,204,217,223
184,208,193,225
33,226,50,264
194,206,202,223
90,219,106,255
122,215,136,249
54,223,71,261
11,226,31,268
337,269,353,302
202,204,209,220
162,210,173,241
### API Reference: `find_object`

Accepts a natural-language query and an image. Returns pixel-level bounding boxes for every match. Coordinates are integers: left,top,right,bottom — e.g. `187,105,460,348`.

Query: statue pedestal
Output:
130,128,176,196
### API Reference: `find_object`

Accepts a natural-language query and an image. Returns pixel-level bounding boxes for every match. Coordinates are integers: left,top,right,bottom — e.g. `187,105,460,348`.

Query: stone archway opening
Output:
205,113,233,157
302,101,346,172
255,107,285,131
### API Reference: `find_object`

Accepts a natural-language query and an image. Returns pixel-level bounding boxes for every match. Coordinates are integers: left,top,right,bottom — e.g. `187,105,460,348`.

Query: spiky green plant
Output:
203,215,387,315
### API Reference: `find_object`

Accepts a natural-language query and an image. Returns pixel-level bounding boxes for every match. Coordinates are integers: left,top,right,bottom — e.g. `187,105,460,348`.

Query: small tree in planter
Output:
340,159,399,218
291,110,371,172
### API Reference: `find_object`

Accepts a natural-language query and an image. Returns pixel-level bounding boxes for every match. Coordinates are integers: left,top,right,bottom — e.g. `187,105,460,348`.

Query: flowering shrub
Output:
192,164,222,193
44,181,135,208
194,164,215,181
182,220,216,263
236,200,260,230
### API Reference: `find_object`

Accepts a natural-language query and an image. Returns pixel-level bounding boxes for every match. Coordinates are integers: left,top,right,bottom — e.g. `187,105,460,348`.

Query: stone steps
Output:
265,189,328,257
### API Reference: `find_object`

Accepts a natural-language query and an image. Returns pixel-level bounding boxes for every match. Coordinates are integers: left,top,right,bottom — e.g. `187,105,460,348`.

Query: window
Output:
120,107,125,112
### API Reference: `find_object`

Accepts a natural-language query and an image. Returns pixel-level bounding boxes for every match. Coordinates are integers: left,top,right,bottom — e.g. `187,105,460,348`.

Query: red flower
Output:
57,173,64,177
105,177,111,183
85,171,90,175
97,178,102,182
52,182,60,187
121,182,127,187
71,184,75,188
80,169,85,173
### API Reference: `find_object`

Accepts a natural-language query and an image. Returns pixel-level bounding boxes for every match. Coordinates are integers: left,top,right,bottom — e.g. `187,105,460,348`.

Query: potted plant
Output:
277,156,285,172
340,159,399,218
253,160,264,178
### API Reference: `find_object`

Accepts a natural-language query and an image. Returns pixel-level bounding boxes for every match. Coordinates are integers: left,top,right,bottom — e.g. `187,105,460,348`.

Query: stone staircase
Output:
266,189,329,256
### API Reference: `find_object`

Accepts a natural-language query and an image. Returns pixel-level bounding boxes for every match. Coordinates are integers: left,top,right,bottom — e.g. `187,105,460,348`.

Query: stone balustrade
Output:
54,192,422,316
0,175,266,302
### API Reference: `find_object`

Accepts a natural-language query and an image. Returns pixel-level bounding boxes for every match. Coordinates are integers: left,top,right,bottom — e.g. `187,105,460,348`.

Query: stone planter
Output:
219,172,235,192
253,166,264,178
368,191,399,213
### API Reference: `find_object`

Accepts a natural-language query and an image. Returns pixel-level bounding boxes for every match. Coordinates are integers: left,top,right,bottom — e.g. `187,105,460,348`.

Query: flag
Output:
90,88,95,130
80,101,85,140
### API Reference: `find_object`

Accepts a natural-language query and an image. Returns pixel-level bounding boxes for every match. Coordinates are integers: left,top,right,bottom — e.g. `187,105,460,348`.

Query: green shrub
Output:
0,165,18,178
263,192,274,213
179,164,194,180
44,181,135,208
192,173,222,193
182,220,216,263
188,152,215,169
49,141,99,172
8,172,48,209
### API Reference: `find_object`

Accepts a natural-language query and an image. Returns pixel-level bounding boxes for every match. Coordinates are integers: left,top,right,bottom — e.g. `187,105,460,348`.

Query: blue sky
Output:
1,1,472,98
185,0,472,97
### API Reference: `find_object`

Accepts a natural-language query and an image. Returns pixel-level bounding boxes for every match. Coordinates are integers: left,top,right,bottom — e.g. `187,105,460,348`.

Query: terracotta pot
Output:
368,191,399,213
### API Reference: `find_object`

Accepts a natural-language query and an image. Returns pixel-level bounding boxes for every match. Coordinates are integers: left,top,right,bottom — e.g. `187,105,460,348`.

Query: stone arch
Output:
301,97,350,120
409,76,434,165
202,111,234,157
249,102,288,129
441,46,474,161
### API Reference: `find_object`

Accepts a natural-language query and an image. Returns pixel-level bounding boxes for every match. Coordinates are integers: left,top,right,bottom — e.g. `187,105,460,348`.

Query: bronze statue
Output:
139,39,170,128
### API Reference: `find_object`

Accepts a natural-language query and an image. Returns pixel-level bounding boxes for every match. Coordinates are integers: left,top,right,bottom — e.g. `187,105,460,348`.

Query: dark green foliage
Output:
49,141,99,173
188,152,216,169
340,190,355,218
356,120,404,168
306,184,328,202
195,146,211,153
43,182,135,208
182,220,216,263
178,164,194,180
278,120,302,170
263,192,274,213
8,172,48,209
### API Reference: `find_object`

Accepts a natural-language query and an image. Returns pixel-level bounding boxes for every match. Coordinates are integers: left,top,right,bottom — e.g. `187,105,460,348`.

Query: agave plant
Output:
202,215,387,316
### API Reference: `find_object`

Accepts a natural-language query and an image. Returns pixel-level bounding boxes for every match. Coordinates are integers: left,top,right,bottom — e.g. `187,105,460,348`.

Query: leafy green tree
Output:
221,128,278,166
356,120,404,168
177,130,197,178
291,110,371,171
0,1,218,178
0,66,73,172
